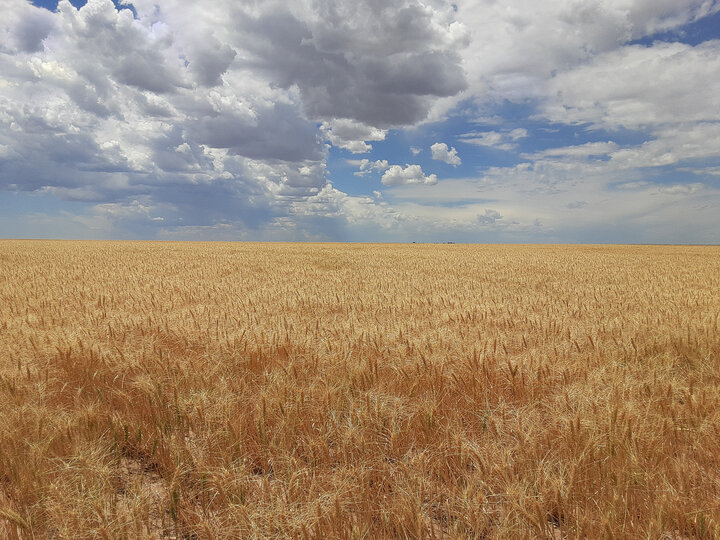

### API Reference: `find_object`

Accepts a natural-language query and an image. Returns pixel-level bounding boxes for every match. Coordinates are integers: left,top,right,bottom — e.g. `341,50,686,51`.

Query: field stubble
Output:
0,241,719,539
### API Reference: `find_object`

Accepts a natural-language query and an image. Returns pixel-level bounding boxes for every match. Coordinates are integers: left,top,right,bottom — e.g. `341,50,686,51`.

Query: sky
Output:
1,0,719,243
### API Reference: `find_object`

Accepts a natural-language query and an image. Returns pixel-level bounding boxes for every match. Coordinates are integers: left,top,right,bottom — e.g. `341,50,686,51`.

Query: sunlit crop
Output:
1,241,719,538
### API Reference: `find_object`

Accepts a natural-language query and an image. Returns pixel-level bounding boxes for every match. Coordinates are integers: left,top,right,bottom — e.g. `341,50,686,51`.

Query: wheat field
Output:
0,241,719,539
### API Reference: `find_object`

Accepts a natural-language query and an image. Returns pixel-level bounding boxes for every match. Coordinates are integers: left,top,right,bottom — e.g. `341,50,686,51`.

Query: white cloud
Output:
425,0,720,121
508,128,528,140
697,167,720,176
430,142,461,166
523,141,619,160
614,181,705,195
349,159,391,177
92,199,164,220
459,131,504,147
658,183,704,195
458,128,528,151
381,164,438,186
615,181,650,191
288,183,401,236
321,119,386,153
542,41,720,130
608,123,720,169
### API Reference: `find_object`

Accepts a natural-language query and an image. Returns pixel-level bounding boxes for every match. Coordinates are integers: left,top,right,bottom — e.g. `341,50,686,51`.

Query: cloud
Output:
430,142,461,166
1,0,56,54
696,167,720,176
285,183,403,239
567,201,587,209
658,183,704,195
321,119,386,153
187,101,326,162
458,128,528,151
523,141,619,160
530,53,720,176
615,182,650,191
608,123,720,169
508,128,528,140
542,41,720,130
381,164,438,186
477,208,502,225
424,0,720,121
349,159,391,177
614,181,705,195
230,1,467,127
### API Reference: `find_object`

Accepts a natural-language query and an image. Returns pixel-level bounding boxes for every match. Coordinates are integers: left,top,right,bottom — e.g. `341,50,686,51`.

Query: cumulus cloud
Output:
430,142,461,166
321,119,386,154
381,164,438,186
1,0,56,54
349,159,391,177
229,0,467,127
0,0,468,238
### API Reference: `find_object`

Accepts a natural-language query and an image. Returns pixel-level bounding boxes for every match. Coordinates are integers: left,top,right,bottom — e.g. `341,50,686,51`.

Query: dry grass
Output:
0,240,719,539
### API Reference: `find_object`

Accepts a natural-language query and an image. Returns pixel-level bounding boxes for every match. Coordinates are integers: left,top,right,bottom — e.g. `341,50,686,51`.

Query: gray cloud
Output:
14,8,55,52
236,5,466,127
477,209,502,225
1,0,55,53
187,39,237,87
187,103,325,162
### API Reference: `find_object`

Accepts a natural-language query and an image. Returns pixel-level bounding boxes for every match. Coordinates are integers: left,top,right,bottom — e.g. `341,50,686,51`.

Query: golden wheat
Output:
0,241,719,539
